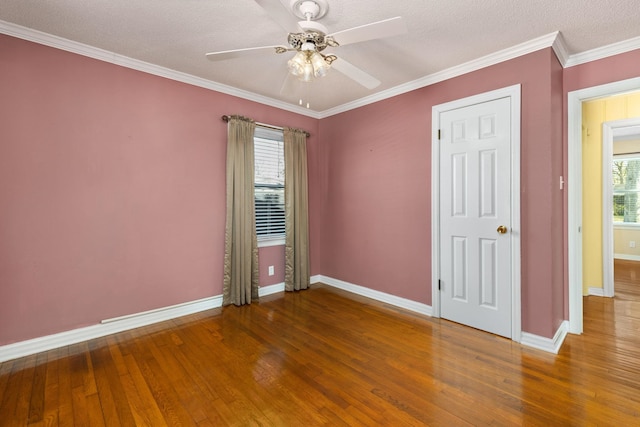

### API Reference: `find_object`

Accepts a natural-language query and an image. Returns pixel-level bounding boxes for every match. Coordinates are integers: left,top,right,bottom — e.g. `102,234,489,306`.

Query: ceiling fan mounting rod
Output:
290,0,328,21
300,1,319,20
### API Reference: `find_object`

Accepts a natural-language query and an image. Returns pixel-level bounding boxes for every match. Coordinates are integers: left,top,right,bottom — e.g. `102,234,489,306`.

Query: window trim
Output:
613,223,640,230
258,238,285,248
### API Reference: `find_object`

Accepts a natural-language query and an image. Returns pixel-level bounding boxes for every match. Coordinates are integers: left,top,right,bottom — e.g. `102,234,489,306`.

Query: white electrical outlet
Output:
268,266,274,276
630,241,636,248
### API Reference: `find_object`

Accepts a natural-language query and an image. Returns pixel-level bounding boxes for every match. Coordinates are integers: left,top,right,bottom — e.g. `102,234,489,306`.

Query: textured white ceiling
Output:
2,0,640,113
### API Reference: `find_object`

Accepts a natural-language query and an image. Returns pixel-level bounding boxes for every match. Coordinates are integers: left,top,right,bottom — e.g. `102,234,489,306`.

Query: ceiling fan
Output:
205,0,407,89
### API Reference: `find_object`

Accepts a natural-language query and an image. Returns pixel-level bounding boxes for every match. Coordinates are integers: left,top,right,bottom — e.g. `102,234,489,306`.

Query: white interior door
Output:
438,96,512,338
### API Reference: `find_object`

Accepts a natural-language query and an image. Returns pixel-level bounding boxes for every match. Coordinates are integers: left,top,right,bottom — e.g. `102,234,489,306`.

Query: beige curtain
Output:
284,128,310,291
223,116,259,306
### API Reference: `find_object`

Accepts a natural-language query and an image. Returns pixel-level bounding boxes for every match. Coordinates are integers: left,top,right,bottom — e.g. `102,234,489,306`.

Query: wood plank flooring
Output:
1,264,639,425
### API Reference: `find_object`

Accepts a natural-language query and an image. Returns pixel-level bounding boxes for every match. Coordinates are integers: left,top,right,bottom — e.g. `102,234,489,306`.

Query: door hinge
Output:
438,129,441,140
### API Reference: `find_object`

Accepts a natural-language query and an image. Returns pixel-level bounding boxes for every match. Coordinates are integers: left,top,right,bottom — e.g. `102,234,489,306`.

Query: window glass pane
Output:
613,193,626,223
613,158,640,223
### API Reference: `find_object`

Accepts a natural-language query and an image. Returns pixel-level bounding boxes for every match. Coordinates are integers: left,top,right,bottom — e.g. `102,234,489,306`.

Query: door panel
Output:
452,236,468,301
439,96,512,338
451,153,467,216
479,238,497,307
479,149,497,217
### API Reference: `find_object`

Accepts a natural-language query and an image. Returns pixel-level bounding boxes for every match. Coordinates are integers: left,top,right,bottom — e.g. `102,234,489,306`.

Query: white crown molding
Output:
314,275,433,317
0,20,321,119
320,32,640,117
520,320,569,354
565,35,640,68
552,31,571,67
319,32,560,117
4,18,640,118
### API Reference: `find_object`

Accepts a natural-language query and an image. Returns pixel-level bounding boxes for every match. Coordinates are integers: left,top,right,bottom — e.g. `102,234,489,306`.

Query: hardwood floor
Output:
1,269,639,426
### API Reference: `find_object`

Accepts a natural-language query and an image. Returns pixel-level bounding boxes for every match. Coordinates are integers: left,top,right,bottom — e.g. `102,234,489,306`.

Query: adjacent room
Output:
1,0,640,424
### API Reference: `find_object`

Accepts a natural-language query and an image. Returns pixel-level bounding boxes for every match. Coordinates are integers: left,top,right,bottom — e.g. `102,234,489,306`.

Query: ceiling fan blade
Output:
331,57,381,90
329,16,407,46
206,45,288,61
254,0,302,33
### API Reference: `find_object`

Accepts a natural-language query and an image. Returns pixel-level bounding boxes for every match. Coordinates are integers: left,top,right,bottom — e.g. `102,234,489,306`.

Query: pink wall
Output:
317,93,431,303
0,35,318,345
318,49,565,338
563,49,640,95
550,54,565,335
3,30,637,346
257,245,286,286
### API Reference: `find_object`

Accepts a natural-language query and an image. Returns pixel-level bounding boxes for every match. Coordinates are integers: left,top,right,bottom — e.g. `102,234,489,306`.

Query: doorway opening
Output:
567,77,640,334
602,117,640,298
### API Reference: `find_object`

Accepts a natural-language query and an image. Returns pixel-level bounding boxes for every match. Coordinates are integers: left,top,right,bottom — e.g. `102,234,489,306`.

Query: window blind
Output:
254,133,285,240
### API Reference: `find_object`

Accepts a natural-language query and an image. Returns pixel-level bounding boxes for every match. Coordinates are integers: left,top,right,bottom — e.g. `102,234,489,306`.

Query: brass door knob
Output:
497,225,508,234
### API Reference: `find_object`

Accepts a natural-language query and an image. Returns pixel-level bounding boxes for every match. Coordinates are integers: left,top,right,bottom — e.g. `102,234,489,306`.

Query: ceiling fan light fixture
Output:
206,3,407,94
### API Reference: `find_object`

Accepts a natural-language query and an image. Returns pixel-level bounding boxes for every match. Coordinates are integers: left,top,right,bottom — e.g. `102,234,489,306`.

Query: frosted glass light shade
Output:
310,52,329,77
300,62,314,82
287,52,307,76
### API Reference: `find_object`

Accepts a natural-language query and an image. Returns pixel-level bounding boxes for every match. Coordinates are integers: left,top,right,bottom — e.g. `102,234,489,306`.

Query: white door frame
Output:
602,118,640,298
567,76,640,334
431,84,522,342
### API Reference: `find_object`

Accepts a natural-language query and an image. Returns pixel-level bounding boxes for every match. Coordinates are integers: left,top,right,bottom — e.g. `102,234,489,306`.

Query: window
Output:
254,127,285,244
613,155,640,224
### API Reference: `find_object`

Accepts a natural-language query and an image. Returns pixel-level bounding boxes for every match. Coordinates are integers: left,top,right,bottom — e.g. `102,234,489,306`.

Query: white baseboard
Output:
588,286,614,298
520,320,569,354
4,274,571,362
0,295,223,363
614,253,640,261
316,275,565,354
0,282,293,363
259,282,285,296
313,275,433,317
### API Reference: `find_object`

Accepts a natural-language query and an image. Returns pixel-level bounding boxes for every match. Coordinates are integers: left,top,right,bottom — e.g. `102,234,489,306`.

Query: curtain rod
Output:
221,115,310,138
